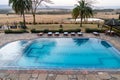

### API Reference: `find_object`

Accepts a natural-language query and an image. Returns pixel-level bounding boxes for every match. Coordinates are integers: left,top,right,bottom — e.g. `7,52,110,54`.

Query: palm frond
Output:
72,7,79,19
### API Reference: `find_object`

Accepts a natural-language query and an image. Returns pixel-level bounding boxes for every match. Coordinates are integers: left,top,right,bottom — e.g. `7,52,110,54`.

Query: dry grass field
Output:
94,12,119,19
0,13,119,24
0,14,72,24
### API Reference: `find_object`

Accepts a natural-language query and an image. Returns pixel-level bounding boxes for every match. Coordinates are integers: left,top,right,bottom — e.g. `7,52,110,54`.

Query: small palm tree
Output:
72,0,93,27
9,0,32,26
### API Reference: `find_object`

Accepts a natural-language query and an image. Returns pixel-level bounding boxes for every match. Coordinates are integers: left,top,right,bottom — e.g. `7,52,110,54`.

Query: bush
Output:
59,29,63,33
31,29,81,33
85,28,105,33
31,29,43,33
21,26,27,29
5,30,27,34
44,29,49,33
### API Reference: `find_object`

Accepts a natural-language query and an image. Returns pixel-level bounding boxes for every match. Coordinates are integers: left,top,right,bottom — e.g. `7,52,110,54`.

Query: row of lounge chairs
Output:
37,32,100,36
37,32,83,36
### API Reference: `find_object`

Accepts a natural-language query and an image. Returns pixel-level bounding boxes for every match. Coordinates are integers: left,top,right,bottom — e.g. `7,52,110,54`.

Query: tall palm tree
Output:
72,0,93,27
9,0,32,26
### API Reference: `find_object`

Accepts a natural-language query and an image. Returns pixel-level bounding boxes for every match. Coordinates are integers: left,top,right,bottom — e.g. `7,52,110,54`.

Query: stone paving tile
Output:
68,74,78,80
46,74,57,80
86,74,101,80
0,73,9,78
5,73,19,80
31,74,39,78
5,78,12,80
19,74,31,80
97,72,111,80
110,74,120,80
29,77,37,80
77,75,84,80
37,74,47,80
55,75,68,80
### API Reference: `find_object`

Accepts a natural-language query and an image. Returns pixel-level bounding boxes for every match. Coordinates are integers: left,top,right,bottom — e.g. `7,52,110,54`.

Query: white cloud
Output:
0,0,8,5
95,0,120,6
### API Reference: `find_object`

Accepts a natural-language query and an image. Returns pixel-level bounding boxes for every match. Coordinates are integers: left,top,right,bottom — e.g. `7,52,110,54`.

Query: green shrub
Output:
31,29,81,33
49,30,59,33
31,29,43,33
5,30,27,34
59,29,63,33
64,29,81,33
85,28,105,33
44,29,49,33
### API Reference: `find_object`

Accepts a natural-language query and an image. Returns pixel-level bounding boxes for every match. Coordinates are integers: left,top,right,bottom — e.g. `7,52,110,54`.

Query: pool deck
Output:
0,33,120,51
0,33,120,80
0,71,120,80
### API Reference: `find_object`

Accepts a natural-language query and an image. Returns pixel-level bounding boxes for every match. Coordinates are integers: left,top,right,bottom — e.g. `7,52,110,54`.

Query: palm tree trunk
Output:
80,17,83,27
33,13,36,25
23,12,26,26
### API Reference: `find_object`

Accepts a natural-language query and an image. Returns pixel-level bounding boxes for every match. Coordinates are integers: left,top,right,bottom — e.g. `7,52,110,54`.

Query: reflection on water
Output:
101,41,111,48
24,39,57,57
73,38,89,46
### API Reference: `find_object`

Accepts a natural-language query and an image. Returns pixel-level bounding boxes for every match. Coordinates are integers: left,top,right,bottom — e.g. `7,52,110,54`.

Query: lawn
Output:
27,23,99,32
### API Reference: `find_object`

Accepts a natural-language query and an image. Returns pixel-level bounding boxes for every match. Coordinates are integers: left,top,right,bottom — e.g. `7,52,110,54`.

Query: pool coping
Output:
0,69,120,74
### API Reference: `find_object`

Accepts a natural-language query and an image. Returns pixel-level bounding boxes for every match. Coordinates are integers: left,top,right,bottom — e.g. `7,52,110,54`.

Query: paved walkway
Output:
0,72,120,80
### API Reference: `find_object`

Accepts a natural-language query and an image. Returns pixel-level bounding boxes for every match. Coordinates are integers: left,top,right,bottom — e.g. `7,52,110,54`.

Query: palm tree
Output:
9,0,32,26
72,0,93,27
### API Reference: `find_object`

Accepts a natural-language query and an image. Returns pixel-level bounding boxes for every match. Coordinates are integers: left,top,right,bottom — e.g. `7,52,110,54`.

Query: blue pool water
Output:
0,38,120,70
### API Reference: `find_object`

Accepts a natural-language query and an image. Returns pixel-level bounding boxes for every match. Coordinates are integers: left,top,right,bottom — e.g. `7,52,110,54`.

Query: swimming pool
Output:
0,38,120,70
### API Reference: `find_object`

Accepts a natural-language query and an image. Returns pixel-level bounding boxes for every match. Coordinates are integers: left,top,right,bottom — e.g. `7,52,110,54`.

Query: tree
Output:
9,0,32,26
31,0,53,25
72,0,93,27
119,14,120,20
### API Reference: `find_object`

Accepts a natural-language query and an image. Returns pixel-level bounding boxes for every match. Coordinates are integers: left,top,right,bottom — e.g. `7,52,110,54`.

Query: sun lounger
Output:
93,32,99,36
37,32,43,36
71,32,75,36
77,32,83,36
64,32,68,36
55,32,60,36
48,32,52,36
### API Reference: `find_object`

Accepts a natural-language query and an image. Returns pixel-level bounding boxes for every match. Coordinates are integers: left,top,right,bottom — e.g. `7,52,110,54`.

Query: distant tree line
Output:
0,9,11,14
94,9,114,12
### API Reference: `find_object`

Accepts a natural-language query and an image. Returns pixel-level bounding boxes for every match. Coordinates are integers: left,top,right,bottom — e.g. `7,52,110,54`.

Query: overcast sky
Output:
0,0,120,6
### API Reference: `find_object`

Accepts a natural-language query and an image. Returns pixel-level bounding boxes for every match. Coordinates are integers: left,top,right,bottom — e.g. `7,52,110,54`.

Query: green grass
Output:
27,23,99,32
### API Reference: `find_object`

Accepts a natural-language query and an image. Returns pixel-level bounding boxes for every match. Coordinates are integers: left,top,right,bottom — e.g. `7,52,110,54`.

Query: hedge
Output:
31,29,81,33
85,28,106,33
5,30,28,34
